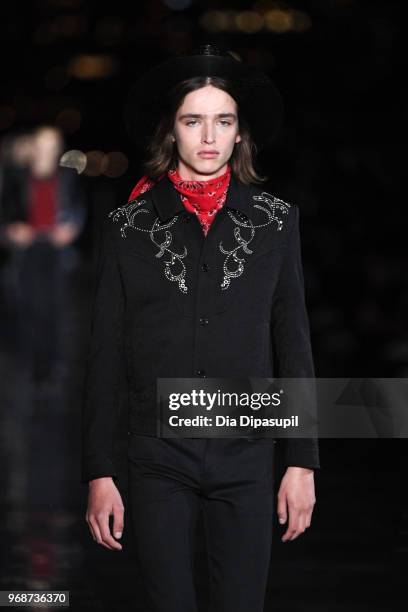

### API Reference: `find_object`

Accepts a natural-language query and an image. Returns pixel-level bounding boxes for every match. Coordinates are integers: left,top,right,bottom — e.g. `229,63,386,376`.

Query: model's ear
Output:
235,133,242,144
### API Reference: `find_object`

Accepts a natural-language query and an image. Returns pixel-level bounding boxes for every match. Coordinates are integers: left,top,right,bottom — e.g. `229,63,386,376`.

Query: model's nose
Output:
202,123,215,144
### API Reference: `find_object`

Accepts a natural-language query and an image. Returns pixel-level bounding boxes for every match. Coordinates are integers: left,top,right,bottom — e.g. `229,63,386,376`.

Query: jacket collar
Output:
150,171,253,222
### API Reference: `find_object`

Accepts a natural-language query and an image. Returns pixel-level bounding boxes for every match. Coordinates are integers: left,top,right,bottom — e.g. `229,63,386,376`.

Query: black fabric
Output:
122,45,284,152
127,433,275,612
81,174,320,483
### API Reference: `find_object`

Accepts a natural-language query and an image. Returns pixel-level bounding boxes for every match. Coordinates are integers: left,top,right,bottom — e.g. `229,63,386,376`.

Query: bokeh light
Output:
84,150,109,176
59,149,87,174
68,54,118,79
103,152,129,178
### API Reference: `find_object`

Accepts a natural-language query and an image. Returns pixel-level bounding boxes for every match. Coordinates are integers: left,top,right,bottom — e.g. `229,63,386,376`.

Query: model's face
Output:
172,85,241,181
32,130,63,163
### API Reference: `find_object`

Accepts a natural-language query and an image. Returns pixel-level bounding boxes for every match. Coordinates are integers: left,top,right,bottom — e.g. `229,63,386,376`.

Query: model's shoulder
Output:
249,183,297,232
106,192,154,239
250,183,295,209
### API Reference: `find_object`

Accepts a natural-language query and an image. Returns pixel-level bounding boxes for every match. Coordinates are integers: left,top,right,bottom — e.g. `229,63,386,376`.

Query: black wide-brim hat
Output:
123,44,284,152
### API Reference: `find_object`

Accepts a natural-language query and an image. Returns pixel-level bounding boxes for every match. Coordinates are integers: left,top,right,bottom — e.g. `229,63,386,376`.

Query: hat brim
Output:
123,54,284,152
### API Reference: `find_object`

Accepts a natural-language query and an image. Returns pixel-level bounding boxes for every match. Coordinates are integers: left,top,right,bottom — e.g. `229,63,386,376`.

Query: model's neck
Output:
176,160,229,182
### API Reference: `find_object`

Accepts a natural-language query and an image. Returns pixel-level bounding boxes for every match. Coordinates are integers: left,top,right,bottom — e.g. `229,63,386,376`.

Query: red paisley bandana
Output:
127,164,232,236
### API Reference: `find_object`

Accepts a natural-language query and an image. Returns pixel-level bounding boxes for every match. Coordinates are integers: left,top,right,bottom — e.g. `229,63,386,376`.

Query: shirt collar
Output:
150,171,253,223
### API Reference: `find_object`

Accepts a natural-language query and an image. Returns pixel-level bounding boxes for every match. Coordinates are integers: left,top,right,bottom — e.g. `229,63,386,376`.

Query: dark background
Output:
2,0,405,376
0,1,405,610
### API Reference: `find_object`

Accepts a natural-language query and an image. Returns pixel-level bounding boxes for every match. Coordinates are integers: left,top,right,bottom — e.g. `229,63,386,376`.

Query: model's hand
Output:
48,221,79,246
86,477,124,551
4,222,37,247
277,466,316,542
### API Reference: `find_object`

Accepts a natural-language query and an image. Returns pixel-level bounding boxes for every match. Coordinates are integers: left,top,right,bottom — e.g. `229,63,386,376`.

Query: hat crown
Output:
194,43,224,57
124,44,284,151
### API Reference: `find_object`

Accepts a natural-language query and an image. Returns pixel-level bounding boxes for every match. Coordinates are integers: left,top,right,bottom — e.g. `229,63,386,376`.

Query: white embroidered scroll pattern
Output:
108,199,188,294
219,192,291,290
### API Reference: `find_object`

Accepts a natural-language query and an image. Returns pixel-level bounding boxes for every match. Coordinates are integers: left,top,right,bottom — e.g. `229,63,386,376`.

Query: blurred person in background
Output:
0,130,35,344
0,125,86,389
0,130,34,193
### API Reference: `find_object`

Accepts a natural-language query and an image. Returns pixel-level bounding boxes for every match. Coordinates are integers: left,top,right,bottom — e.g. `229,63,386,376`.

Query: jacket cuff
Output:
280,439,320,470
81,453,117,484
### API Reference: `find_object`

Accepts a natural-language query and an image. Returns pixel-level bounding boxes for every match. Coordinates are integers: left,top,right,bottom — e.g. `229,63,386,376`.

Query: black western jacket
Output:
81,173,320,483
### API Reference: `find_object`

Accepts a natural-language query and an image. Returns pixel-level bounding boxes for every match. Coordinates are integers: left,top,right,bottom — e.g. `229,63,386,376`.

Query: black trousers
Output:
127,435,276,612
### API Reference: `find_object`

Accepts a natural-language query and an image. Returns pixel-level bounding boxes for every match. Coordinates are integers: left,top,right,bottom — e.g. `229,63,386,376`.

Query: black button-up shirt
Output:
81,173,320,482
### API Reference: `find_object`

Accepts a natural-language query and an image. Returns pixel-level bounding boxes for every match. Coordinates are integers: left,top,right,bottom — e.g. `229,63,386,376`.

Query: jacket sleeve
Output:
270,204,320,469
0,166,25,225
59,167,87,234
81,213,125,483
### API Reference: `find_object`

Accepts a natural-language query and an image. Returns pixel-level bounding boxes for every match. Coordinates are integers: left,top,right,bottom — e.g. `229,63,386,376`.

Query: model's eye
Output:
185,120,199,126
219,120,232,126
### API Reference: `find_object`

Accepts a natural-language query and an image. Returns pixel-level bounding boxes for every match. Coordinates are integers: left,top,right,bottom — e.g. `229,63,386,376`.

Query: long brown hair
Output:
141,76,268,185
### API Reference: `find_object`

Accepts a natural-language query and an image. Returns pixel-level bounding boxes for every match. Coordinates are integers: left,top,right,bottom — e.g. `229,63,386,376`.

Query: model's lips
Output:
198,151,219,158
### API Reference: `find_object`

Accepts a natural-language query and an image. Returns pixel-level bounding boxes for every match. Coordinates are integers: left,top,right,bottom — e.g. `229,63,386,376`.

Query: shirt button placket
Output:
194,244,212,378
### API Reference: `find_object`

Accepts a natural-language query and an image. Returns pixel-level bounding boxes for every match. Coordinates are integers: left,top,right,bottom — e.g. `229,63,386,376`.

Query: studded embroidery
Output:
108,199,188,293
219,192,291,290
108,191,291,295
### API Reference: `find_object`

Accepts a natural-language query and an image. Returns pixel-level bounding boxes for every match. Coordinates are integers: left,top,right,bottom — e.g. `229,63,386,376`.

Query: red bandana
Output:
127,164,232,236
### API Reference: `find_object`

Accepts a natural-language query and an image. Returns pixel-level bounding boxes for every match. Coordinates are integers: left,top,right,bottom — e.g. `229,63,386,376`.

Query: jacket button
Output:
201,262,210,272
199,317,209,325
196,369,206,377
